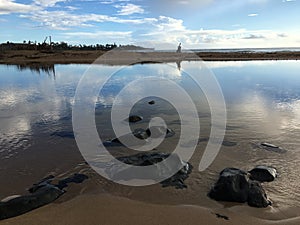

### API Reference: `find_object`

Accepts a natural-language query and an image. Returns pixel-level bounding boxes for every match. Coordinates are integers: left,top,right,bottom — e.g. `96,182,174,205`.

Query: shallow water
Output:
0,61,300,218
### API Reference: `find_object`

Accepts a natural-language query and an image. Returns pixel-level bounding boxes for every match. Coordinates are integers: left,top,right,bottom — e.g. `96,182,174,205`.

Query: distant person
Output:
176,43,182,53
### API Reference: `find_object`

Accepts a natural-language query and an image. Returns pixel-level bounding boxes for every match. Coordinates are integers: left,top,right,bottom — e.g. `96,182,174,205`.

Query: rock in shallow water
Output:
209,168,249,203
50,131,75,139
248,181,271,208
128,115,143,123
103,126,175,147
0,174,88,220
0,182,64,220
105,152,192,189
208,168,271,208
249,166,278,182
252,142,287,153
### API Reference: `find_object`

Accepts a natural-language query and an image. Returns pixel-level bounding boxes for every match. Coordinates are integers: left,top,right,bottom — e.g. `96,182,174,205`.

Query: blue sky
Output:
0,0,300,49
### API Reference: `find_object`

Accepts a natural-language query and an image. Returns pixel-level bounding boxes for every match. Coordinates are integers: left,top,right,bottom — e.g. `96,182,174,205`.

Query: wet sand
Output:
0,50,300,65
1,138,300,225
0,194,279,225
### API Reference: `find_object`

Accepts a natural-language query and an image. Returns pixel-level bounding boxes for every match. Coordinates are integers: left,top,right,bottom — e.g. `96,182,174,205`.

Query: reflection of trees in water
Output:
15,64,55,77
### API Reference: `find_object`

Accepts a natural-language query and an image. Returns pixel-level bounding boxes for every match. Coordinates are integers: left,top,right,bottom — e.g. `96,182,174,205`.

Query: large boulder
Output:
249,166,277,182
208,168,250,203
209,168,271,208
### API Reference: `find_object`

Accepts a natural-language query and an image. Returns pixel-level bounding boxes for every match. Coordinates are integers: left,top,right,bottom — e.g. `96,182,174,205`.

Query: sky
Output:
0,0,300,49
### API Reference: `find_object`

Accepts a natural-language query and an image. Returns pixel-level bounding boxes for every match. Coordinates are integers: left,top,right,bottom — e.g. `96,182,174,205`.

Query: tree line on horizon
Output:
0,40,129,51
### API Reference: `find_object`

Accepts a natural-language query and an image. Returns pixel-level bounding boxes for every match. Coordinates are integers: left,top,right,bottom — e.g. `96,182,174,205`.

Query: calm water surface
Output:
0,61,300,211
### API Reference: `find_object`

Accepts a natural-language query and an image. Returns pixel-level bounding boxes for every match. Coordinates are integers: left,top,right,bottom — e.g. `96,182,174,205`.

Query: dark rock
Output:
103,127,175,147
132,128,149,140
208,168,271,208
50,131,75,139
128,115,143,123
249,166,277,182
57,173,88,189
248,181,272,208
261,142,278,148
0,174,88,220
148,100,155,105
208,168,250,203
215,213,229,220
256,142,287,153
0,183,63,220
222,140,237,147
28,175,55,193
109,152,192,189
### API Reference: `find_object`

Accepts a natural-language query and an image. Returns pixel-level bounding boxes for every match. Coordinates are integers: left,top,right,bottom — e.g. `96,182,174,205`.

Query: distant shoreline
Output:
0,49,300,65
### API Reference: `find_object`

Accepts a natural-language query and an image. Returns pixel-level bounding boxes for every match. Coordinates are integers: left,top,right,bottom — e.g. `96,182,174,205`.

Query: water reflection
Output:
1,61,300,155
1,61,300,206
15,63,55,77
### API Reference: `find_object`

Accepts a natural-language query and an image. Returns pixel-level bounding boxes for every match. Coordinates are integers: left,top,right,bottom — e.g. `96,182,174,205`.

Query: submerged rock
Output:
50,131,75,139
252,142,287,153
208,168,271,208
249,166,278,182
222,140,237,147
261,142,279,148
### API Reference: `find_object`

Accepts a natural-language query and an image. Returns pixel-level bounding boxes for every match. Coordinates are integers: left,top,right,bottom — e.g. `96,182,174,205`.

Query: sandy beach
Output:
0,194,287,225
0,50,300,65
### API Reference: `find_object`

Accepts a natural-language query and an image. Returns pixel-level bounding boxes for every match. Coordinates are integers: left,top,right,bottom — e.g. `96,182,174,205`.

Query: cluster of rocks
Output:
208,166,277,208
106,105,284,209
0,174,88,220
104,110,193,188
106,152,192,189
104,113,175,147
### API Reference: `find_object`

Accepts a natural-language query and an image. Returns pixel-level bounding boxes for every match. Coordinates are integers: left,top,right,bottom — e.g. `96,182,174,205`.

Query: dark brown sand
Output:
0,50,300,66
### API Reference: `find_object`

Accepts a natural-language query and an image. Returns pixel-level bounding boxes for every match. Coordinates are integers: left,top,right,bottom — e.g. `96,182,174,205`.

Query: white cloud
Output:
34,0,67,7
65,6,78,11
115,3,144,16
134,16,300,49
248,13,258,17
99,0,130,4
20,10,154,30
0,0,38,15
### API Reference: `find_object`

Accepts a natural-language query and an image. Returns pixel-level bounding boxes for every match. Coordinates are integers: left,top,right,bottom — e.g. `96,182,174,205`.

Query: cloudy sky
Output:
0,0,300,49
